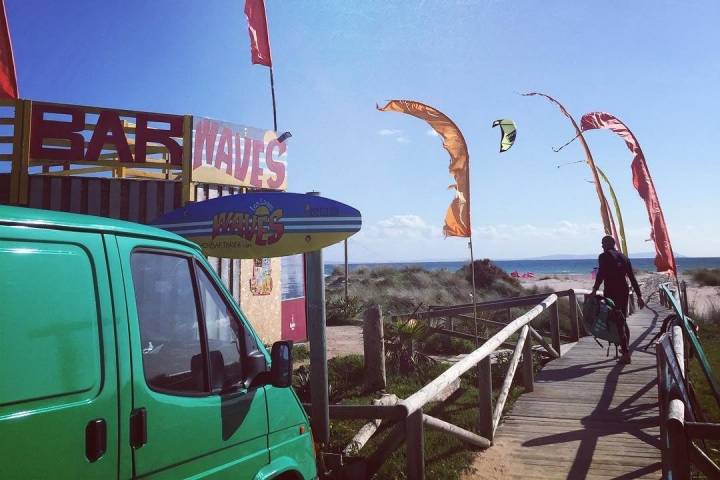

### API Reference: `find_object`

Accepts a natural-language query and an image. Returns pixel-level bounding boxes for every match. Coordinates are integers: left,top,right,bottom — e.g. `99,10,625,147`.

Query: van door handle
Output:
85,419,107,462
130,408,147,449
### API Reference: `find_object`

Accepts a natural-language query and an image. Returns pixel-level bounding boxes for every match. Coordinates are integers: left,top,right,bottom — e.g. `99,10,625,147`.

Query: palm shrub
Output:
384,318,436,378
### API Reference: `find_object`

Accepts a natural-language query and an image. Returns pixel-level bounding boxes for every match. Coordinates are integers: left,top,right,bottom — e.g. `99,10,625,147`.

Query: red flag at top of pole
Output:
244,0,272,67
0,0,18,99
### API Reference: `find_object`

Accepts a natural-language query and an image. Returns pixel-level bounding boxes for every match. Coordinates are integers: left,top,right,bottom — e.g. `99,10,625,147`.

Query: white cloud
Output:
396,136,411,144
326,218,621,263
426,128,439,137
368,214,443,239
378,128,402,136
475,221,603,241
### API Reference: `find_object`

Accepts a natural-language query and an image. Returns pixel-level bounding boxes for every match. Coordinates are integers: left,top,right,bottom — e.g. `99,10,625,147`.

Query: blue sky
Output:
8,1,720,262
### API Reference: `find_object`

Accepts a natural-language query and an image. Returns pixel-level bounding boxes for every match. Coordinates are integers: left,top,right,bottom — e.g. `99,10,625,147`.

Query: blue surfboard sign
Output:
151,191,362,258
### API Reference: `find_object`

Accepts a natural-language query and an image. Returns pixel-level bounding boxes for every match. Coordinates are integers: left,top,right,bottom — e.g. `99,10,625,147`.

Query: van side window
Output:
131,252,206,394
195,265,245,389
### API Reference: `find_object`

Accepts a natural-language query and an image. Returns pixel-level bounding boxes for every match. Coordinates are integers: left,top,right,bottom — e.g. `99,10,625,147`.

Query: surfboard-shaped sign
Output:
151,192,361,258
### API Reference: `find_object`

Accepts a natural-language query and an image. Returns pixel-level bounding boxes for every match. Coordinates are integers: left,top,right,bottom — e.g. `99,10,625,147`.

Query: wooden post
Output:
305,192,330,446
668,397,690,480
422,414,490,448
657,345,670,478
521,327,534,392
550,301,561,356
477,355,493,440
681,280,689,316
13,100,31,205
363,305,386,392
9,99,24,204
405,408,425,480
492,326,529,434
181,115,195,204
568,290,579,341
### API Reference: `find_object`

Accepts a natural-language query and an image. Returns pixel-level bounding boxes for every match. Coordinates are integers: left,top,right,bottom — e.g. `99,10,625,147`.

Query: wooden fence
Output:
656,283,720,479
307,288,606,479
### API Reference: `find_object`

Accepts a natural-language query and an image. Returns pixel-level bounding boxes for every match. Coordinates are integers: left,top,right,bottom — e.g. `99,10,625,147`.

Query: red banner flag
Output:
581,112,677,276
0,0,18,99
244,0,272,67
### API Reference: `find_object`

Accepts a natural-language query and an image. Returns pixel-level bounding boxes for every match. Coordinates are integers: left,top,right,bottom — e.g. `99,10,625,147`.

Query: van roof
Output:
0,205,200,249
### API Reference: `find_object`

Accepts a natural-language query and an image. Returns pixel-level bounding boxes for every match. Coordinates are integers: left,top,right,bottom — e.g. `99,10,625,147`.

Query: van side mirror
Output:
270,341,293,388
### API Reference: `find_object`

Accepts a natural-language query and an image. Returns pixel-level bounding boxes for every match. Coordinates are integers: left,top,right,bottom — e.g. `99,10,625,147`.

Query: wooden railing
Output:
656,284,720,479
308,289,597,479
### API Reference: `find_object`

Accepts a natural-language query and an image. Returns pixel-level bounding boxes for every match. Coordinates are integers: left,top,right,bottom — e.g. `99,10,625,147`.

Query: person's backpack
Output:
582,295,623,354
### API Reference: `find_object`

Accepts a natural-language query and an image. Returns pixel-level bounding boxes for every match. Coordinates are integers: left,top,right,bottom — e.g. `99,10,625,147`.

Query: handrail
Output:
656,285,720,479
660,283,720,406
400,294,557,416
321,290,582,479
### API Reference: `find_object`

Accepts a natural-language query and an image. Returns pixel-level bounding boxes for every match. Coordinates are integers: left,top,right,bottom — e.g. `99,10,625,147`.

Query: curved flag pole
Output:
523,92,620,248
596,166,628,256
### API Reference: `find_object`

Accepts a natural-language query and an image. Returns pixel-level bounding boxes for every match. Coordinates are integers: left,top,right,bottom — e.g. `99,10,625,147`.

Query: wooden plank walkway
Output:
465,300,667,479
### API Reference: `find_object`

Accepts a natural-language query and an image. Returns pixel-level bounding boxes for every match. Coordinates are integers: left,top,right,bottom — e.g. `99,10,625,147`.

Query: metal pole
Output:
305,192,329,445
344,239,349,301
269,67,278,132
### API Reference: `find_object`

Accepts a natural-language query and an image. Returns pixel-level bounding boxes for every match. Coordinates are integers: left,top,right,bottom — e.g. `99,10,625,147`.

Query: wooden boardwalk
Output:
466,300,667,479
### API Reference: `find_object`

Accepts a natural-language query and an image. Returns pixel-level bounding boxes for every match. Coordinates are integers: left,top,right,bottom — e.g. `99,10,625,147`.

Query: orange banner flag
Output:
378,100,471,237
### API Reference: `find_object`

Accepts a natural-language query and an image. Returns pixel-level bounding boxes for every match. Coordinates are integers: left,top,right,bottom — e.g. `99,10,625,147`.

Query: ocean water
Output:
325,257,720,277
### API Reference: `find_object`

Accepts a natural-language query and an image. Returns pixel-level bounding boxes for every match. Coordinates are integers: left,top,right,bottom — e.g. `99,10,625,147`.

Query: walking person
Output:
590,236,645,363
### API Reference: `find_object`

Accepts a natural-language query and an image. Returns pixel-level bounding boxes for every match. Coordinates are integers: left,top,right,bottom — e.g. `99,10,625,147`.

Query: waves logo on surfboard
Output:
212,200,285,246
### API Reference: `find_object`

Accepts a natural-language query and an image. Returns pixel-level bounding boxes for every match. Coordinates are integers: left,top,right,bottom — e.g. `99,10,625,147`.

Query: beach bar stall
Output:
0,98,306,345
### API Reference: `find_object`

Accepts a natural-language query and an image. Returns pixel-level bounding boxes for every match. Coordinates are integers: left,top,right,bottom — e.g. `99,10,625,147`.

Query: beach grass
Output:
688,268,720,287
686,304,720,470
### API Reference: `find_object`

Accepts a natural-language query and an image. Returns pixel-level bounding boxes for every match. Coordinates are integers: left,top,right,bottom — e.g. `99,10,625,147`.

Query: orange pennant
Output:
378,100,471,237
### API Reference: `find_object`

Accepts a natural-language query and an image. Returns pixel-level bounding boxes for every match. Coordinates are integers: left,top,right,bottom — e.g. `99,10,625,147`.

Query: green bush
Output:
292,343,310,362
461,258,520,289
327,354,365,399
422,333,475,355
326,295,364,325
689,268,720,287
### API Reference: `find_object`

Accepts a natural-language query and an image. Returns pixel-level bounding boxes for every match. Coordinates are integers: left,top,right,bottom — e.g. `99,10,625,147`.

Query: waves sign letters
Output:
192,117,287,190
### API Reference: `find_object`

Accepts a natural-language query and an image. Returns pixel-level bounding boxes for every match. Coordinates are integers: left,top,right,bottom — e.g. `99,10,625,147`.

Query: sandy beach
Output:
520,272,720,316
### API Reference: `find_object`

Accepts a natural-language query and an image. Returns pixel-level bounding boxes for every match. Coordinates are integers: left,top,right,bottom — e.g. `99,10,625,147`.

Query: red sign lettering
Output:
29,102,183,165
30,104,85,162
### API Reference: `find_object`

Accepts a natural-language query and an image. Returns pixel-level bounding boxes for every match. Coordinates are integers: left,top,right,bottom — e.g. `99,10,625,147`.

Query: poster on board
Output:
281,254,307,342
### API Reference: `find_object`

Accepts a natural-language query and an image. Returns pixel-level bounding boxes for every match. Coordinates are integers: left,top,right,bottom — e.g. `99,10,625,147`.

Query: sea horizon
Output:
324,257,720,276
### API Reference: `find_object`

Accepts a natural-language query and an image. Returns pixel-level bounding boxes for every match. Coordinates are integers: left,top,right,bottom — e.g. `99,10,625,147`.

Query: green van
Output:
0,206,317,479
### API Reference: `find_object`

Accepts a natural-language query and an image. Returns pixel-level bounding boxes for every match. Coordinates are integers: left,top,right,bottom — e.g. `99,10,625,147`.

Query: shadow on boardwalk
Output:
465,303,666,479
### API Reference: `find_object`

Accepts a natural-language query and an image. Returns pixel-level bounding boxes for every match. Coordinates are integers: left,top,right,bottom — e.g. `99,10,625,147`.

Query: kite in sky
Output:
492,119,516,152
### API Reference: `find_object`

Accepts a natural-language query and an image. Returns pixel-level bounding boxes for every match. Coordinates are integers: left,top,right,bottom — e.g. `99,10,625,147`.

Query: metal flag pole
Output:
269,67,278,131
469,238,479,345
